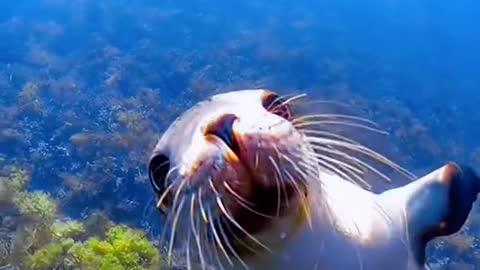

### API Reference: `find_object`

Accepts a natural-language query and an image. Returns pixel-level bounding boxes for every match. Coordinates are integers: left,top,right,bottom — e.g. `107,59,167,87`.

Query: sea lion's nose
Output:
203,114,239,153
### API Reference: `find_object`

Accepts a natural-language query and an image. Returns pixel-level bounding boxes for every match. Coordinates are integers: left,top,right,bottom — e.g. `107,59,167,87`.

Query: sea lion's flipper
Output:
386,163,480,264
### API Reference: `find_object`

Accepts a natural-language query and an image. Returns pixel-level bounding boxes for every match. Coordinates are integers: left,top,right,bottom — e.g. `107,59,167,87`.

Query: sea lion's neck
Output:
242,172,416,270
319,172,393,243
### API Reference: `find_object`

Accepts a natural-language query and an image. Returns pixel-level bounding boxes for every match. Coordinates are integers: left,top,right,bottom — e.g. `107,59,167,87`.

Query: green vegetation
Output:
12,191,58,225
51,220,86,239
0,167,30,202
0,164,163,270
69,225,161,270
24,223,160,270
26,239,74,269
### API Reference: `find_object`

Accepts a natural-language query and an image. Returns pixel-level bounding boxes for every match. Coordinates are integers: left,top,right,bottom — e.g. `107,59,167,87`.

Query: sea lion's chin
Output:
199,147,310,259
196,168,308,261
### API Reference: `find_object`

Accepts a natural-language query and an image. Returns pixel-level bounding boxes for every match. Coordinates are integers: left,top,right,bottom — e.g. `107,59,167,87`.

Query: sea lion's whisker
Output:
152,161,169,186
216,196,272,253
307,150,366,179
309,152,371,189
307,137,416,180
298,114,415,181
224,182,275,219
312,152,365,175
284,169,313,229
186,231,193,270
224,218,259,255
268,156,283,217
190,194,197,237
266,94,288,111
207,208,234,266
297,159,322,179
293,114,380,127
300,128,361,145
209,225,227,270
308,143,390,184
223,182,255,207
313,154,371,190
280,152,307,181
293,149,322,176
164,165,180,187
156,181,175,209
171,176,188,212
272,145,291,207
300,99,353,108
279,93,308,106
277,168,290,207
281,151,309,189
267,92,304,115
281,152,314,188
308,143,379,174
190,194,208,270
216,217,250,270
159,213,174,265
158,176,187,262
209,176,268,256
198,186,208,223
152,159,169,174
295,120,388,135
312,141,389,176
167,196,186,265
209,176,220,195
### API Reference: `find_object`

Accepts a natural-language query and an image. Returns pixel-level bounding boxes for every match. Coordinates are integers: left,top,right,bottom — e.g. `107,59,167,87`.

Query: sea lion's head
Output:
148,89,400,269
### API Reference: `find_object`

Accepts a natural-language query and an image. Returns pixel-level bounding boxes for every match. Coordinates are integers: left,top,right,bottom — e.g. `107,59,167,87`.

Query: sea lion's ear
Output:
400,163,479,264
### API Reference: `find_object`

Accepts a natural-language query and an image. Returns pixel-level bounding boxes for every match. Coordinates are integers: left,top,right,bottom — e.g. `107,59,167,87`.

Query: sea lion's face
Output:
149,90,316,267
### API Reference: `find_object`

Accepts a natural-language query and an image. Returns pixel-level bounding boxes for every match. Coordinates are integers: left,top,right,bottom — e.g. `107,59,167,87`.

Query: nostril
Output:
204,114,240,154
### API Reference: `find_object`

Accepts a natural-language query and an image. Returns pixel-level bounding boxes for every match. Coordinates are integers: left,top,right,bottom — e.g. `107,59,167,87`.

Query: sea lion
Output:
148,89,480,270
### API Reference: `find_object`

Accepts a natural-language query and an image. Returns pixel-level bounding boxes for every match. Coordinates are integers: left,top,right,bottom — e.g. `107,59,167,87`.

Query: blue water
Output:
1,0,479,268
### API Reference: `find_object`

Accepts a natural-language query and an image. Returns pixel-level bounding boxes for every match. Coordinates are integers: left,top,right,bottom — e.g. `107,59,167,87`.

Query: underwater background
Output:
0,0,479,269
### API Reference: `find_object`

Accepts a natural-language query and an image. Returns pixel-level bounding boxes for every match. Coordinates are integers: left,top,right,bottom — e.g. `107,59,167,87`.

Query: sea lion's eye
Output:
262,92,293,120
148,154,170,195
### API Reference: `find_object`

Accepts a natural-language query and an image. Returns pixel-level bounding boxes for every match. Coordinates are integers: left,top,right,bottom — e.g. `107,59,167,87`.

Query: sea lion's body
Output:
240,164,474,270
148,89,479,270
235,173,413,270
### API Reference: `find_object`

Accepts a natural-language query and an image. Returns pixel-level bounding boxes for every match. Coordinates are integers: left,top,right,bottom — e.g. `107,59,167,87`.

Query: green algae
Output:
26,239,74,269
12,191,58,225
0,163,164,270
69,225,161,270
0,166,30,202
